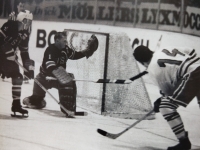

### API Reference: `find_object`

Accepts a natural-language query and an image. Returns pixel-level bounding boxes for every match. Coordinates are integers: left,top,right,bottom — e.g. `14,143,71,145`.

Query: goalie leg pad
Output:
58,74,77,114
52,66,73,85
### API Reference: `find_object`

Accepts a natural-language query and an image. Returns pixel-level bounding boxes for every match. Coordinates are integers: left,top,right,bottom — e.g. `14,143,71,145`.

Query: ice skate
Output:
23,95,46,109
167,132,191,150
11,105,28,118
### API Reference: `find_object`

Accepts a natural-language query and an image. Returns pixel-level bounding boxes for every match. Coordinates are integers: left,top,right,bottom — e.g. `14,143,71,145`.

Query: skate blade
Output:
23,105,43,109
65,115,75,118
11,114,28,118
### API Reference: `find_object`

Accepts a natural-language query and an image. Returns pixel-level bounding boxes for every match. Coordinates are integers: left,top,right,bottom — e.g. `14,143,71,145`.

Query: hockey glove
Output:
24,59,35,79
52,66,74,86
154,97,162,113
81,34,99,59
0,43,15,61
18,30,29,41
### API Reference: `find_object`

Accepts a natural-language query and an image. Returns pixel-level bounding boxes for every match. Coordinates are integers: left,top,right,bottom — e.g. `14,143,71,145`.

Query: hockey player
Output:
0,10,35,117
8,0,25,21
1,1,25,81
23,31,98,116
8,0,31,84
133,45,200,150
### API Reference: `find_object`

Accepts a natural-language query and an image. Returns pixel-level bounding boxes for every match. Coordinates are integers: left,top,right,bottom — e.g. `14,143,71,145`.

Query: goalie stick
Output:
97,109,154,139
74,111,88,116
14,60,75,117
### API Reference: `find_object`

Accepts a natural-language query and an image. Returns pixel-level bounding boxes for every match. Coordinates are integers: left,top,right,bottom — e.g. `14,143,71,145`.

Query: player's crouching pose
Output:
133,45,200,150
23,31,98,116
0,10,35,117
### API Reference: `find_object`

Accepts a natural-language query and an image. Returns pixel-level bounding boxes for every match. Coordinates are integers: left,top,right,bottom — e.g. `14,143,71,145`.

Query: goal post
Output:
64,29,154,119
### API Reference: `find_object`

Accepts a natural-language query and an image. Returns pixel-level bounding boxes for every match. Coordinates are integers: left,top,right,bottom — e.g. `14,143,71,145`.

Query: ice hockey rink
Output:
0,22,200,150
0,65,200,150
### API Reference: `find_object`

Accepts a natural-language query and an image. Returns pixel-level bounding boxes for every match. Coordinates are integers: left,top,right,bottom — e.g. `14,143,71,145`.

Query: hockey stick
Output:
14,60,75,117
97,109,154,139
154,35,162,51
46,76,132,84
45,71,148,84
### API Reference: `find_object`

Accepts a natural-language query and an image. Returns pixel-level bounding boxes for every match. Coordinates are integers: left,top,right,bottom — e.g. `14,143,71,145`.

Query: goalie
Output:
23,31,98,116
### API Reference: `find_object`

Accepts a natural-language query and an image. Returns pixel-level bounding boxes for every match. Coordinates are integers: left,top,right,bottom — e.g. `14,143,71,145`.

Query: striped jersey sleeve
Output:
177,48,200,77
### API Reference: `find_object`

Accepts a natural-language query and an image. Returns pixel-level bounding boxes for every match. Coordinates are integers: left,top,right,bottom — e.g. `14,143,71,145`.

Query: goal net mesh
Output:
65,29,154,119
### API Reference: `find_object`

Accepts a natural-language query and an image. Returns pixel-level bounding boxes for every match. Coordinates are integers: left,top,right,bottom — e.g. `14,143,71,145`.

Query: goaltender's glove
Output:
24,59,35,79
81,34,99,59
153,97,162,113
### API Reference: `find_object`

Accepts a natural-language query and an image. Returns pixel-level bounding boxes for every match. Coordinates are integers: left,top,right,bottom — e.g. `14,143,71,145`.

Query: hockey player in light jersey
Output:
133,45,200,150
0,10,35,117
23,31,98,117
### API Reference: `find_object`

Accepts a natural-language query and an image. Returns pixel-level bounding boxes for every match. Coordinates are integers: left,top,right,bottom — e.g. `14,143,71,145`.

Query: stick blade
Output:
75,111,88,116
97,129,108,136
97,129,118,139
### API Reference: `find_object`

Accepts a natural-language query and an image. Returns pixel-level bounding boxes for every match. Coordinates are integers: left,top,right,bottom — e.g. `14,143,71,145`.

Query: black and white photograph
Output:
0,0,200,150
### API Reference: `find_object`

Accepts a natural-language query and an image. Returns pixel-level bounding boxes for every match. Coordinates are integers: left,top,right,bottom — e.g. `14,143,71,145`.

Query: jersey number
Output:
162,49,185,57
157,49,184,67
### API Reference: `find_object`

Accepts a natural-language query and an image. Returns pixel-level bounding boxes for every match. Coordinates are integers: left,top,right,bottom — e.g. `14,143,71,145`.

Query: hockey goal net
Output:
64,29,154,119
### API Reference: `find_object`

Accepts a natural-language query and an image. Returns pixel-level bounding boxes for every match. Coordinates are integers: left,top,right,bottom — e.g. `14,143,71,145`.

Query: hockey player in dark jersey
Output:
1,0,25,82
23,31,98,116
0,10,35,117
8,0,32,84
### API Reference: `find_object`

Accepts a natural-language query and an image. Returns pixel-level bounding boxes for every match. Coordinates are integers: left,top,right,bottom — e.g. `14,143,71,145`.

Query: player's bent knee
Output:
11,73,23,85
159,99,176,113
159,98,180,121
